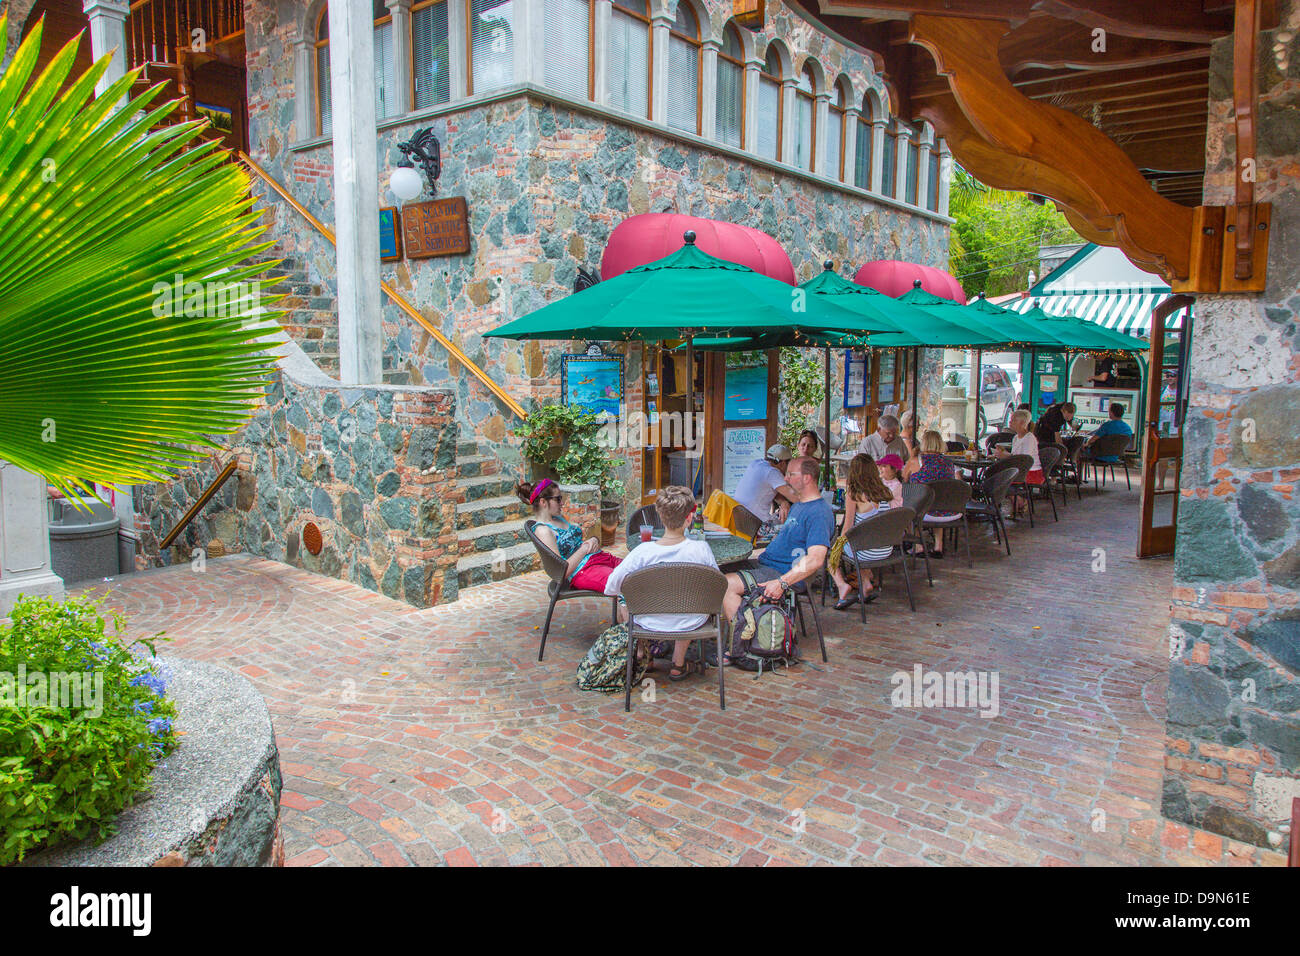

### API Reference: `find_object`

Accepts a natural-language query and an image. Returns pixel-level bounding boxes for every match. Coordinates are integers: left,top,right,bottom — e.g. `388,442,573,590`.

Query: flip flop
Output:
833,595,860,611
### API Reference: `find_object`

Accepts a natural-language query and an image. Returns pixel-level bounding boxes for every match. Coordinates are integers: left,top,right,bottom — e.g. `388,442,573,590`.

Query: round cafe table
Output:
946,455,999,484
651,529,753,566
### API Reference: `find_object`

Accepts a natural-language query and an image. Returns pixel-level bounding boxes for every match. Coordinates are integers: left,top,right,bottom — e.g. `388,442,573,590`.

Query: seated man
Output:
721,456,834,661
1035,401,1075,447
1084,402,1133,463
861,415,908,461
732,443,797,521
603,485,719,682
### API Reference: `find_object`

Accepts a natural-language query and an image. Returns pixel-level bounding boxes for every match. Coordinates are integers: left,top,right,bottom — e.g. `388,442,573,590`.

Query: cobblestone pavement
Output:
85,484,1286,866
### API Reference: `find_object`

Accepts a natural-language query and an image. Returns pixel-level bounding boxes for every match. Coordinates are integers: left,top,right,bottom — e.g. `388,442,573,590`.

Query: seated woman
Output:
517,479,622,594
904,429,958,558
796,429,822,460
994,408,1044,517
830,454,895,610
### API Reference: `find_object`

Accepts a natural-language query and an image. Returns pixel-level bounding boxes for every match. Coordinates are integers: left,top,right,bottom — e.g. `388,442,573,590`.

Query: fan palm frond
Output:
0,13,283,500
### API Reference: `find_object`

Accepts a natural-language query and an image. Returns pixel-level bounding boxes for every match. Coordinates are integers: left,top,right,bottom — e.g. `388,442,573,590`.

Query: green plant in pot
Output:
513,402,625,500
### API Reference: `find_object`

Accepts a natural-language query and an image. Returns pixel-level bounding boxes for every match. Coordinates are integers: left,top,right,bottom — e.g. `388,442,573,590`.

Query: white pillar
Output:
82,0,130,102
593,0,611,104
700,39,719,141
843,106,860,186
871,118,886,194
516,0,539,84
742,54,760,153
917,126,935,210
386,0,413,115
937,142,952,216
329,0,384,385
0,462,64,616
449,0,468,99
294,39,314,139
650,13,671,125
780,77,796,165
814,90,829,176
894,127,910,202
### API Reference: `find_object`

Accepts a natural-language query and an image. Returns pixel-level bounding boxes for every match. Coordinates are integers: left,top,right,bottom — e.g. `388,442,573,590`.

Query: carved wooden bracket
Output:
907,13,1269,293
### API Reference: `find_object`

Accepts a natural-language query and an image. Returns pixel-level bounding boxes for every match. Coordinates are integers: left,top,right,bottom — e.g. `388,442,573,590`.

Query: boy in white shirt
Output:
604,485,719,681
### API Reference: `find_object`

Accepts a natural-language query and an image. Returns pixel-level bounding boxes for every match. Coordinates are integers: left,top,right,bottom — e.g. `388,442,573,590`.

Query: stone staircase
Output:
262,254,340,377
454,440,540,591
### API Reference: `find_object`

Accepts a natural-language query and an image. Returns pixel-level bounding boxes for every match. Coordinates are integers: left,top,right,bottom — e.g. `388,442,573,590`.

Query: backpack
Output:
576,623,651,693
730,570,798,676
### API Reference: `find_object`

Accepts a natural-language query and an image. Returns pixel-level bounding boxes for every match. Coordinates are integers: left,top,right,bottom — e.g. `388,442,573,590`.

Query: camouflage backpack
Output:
729,570,798,676
576,623,650,693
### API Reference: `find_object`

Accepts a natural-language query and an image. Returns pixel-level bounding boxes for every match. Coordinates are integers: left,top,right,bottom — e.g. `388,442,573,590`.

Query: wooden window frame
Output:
828,86,847,182
610,0,653,120
410,0,450,111
758,54,783,162
666,3,702,136
315,4,394,135
795,65,815,173
715,24,746,149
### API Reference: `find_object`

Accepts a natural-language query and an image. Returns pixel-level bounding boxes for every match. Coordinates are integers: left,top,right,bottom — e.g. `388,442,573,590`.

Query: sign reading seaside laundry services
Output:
402,198,470,258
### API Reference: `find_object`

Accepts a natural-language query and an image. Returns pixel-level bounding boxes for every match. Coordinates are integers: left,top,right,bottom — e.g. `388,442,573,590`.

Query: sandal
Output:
833,594,860,611
669,661,698,681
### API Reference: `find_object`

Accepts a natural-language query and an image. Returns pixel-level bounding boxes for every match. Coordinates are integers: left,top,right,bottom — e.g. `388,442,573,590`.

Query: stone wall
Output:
1162,0,1300,848
135,342,462,608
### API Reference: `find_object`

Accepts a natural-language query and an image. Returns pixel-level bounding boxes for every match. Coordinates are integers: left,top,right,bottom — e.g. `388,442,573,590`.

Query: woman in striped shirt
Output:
830,454,895,610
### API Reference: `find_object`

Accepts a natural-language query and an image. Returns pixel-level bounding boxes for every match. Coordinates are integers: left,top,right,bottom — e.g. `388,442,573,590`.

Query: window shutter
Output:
471,0,514,94
756,77,779,160
905,137,918,204
854,117,870,189
374,20,394,119
665,34,698,133
607,8,648,115
413,1,450,109
317,44,332,136
826,110,841,179
881,129,896,196
543,0,589,99
793,93,812,170
715,56,742,148
927,150,940,210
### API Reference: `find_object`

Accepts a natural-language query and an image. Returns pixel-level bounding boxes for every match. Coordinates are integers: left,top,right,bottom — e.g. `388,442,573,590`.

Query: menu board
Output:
1071,387,1141,450
723,426,767,498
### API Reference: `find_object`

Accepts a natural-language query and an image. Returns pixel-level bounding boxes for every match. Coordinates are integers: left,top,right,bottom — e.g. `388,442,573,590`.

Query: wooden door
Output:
1138,294,1194,558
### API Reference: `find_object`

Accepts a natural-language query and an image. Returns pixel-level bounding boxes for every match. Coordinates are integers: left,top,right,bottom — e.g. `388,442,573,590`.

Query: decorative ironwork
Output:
574,266,600,293
396,128,442,199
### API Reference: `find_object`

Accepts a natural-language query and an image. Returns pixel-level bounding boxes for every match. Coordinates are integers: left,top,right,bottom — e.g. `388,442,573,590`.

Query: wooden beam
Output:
1014,63,1208,94
1000,17,1209,74
1033,0,1233,42
908,14,1195,283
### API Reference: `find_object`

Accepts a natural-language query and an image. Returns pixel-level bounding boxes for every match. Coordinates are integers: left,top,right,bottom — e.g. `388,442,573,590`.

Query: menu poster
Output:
723,426,767,497
844,351,867,408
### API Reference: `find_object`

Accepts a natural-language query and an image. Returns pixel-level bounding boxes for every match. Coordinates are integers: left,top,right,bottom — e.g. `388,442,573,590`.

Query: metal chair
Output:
922,479,973,567
525,519,619,662
965,468,1017,556
1010,444,1062,525
624,505,660,548
1082,434,1133,490
988,453,1033,524
838,507,918,618
1042,442,1071,509
899,483,936,586
1058,435,1087,500
619,563,730,712
984,430,1015,455
731,504,763,544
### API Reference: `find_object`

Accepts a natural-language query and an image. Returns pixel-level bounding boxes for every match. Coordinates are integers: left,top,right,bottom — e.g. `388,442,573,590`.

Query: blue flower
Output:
146,717,172,736
133,700,154,716
130,671,166,697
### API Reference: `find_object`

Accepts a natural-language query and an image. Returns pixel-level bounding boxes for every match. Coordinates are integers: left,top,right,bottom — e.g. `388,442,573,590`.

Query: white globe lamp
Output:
390,164,424,202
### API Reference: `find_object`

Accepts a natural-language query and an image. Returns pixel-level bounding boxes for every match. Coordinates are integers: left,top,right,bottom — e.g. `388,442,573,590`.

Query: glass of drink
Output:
640,524,653,544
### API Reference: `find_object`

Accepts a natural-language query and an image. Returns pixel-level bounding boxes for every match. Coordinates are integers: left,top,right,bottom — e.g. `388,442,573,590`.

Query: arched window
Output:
756,46,782,161
793,63,815,172
412,0,450,109
853,92,874,189
543,0,593,100
715,22,744,148
881,119,899,197
826,78,848,181
608,0,651,118
316,1,395,137
469,0,515,95
665,3,701,134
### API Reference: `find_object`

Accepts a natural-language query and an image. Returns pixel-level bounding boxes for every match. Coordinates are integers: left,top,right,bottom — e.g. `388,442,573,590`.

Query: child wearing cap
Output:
876,453,906,509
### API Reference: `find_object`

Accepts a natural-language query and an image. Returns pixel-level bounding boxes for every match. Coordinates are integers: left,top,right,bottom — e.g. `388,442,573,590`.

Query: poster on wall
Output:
561,351,624,420
723,364,768,421
723,426,768,497
844,351,867,408
379,207,402,262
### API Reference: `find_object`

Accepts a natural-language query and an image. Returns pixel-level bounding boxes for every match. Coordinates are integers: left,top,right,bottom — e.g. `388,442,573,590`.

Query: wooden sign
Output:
379,207,402,261
402,197,470,259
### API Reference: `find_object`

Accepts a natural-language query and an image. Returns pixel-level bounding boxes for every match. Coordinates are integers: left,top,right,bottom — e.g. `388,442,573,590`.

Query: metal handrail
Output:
158,456,239,550
236,150,527,420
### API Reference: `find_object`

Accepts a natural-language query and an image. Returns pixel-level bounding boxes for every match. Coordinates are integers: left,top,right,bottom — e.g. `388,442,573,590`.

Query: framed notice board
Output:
562,351,624,420
379,207,402,261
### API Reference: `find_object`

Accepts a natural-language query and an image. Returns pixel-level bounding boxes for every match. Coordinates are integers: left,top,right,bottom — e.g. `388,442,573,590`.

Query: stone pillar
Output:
82,0,130,102
0,462,64,615
741,54,761,153
700,39,719,141
448,0,468,99
813,90,829,176
917,124,935,210
780,77,796,165
871,118,886,194
842,106,860,186
1161,0,1300,852
293,39,314,140
649,13,671,125
328,0,384,386
386,0,413,115
894,126,910,202
593,0,611,104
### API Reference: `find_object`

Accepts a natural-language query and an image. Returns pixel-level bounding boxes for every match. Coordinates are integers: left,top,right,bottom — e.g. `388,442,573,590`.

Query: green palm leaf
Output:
0,14,284,500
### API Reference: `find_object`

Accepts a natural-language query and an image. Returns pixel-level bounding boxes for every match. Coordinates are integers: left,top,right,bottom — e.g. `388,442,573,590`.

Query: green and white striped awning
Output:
1005,292,1188,336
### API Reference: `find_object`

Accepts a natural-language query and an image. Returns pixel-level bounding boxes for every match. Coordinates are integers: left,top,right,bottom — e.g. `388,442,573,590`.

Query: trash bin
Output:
48,498,121,585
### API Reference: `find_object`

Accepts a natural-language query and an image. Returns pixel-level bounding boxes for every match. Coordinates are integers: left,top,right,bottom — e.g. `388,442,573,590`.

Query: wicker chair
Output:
899,483,936,586
837,507,918,618
984,430,1015,455
965,468,1017,556
619,563,729,712
731,504,763,544
922,479,973,567
1083,434,1133,490
624,505,661,548
525,519,619,662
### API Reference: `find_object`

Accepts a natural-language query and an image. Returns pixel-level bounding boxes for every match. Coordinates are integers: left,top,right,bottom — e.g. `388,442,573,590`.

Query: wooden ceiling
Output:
786,1,1239,206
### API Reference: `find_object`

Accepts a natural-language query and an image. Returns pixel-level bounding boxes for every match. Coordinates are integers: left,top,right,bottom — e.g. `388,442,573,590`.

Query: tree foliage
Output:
947,167,1081,298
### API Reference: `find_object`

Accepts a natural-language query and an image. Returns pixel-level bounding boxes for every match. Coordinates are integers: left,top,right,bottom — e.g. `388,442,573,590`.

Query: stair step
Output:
456,440,483,458
456,454,501,479
457,518,530,556
456,473,516,502
456,494,530,529
456,541,540,589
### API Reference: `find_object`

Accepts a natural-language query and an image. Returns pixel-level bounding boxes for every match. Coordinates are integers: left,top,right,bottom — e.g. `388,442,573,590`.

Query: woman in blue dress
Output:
516,479,621,592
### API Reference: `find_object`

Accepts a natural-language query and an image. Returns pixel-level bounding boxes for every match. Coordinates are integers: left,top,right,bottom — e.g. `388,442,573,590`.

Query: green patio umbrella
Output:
1019,303,1150,353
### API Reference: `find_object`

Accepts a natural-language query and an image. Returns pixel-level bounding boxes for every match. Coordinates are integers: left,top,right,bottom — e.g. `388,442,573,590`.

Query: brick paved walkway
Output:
85,484,1286,866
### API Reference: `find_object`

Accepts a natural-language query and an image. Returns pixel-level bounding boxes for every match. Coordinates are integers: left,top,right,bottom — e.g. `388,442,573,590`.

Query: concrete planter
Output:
25,657,283,867
48,498,120,585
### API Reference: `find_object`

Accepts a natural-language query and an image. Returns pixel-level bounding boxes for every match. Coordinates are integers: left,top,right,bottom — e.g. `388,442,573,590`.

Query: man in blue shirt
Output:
722,456,835,623
1085,402,1133,463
